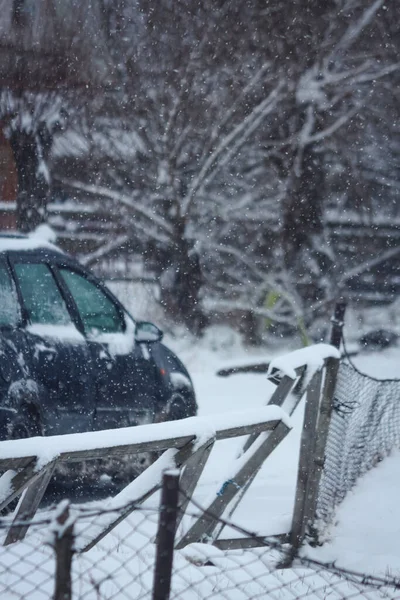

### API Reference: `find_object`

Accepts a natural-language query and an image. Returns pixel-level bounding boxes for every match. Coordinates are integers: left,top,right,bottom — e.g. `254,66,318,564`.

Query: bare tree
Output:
258,0,399,313
61,0,285,332
56,0,400,337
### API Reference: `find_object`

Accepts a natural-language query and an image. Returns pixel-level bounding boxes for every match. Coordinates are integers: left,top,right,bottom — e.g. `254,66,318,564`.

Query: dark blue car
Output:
0,233,197,444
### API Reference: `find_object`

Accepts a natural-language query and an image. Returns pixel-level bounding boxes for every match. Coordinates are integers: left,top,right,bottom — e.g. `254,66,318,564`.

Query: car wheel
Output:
8,406,41,440
156,388,198,423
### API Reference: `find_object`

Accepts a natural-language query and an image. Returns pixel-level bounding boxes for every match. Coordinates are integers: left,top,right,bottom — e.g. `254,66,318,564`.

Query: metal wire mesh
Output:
1,356,400,599
316,360,400,531
0,493,399,599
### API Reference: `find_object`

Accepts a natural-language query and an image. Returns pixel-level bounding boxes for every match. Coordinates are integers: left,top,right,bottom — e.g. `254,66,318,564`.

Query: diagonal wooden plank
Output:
4,461,56,545
0,459,50,512
175,438,215,533
242,374,296,455
217,368,303,541
79,439,201,553
175,420,291,549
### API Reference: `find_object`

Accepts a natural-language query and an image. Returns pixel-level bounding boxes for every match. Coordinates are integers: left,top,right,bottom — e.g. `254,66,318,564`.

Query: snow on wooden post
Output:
153,470,180,600
52,501,75,600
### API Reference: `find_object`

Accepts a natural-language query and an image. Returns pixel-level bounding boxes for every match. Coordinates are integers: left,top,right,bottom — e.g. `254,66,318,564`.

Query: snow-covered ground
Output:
1,323,400,599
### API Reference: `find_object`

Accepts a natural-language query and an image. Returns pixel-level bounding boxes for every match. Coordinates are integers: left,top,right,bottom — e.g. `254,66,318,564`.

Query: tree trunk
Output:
9,127,51,233
282,144,334,306
159,218,206,334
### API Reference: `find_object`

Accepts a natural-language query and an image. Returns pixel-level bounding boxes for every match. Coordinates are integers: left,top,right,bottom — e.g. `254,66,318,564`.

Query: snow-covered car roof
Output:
0,228,64,255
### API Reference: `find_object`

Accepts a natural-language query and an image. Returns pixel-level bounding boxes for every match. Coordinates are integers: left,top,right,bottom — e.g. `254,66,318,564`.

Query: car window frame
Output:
52,261,128,337
7,252,80,330
0,254,23,329
6,250,130,338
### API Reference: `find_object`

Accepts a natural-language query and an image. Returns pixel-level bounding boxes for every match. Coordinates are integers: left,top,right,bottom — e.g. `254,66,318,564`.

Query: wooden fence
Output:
0,344,340,560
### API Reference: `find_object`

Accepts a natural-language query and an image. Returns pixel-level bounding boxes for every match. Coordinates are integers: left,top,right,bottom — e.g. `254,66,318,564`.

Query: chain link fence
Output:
315,358,400,533
1,341,400,599
0,482,399,600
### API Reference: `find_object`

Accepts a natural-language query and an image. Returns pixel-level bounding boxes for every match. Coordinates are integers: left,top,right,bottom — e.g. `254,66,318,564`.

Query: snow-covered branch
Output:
308,108,359,144
181,80,284,216
204,298,301,325
80,235,130,267
200,62,272,161
330,0,384,61
338,246,400,287
58,179,173,236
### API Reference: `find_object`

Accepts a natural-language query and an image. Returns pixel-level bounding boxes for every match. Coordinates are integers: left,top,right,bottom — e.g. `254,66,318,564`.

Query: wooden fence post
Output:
282,301,346,566
305,301,346,543
152,470,180,600
53,502,74,600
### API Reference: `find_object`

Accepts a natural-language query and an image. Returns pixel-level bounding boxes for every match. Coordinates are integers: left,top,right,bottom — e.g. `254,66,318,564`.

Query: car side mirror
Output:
135,321,163,343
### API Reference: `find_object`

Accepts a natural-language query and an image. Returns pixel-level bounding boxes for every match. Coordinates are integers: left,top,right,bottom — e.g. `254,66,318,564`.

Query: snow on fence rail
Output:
0,405,291,549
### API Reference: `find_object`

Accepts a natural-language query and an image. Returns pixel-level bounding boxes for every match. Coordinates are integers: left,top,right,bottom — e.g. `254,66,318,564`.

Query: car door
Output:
56,266,161,430
8,255,96,435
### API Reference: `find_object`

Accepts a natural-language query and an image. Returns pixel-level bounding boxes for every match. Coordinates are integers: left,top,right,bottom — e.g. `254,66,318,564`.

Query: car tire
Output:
8,405,41,440
158,388,197,422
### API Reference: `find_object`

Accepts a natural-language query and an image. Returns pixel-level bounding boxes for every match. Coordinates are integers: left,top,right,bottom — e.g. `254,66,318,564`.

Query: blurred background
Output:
0,0,398,344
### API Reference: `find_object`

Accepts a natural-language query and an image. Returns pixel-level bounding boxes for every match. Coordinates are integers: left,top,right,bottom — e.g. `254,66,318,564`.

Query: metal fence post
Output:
152,470,180,600
53,501,74,600
330,300,347,349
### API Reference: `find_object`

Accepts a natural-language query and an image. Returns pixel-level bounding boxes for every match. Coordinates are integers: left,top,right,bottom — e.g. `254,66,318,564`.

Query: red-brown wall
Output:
0,129,17,230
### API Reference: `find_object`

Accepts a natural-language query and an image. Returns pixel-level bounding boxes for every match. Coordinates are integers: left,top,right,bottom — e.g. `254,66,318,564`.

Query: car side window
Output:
14,263,72,325
59,268,124,335
0,262,20,327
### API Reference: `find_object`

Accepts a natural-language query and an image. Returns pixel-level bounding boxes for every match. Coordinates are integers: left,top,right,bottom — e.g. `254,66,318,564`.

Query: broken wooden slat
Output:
214,533,290,551
4,461,56,545
175,420,291,549
175,438,215,533
0,459,53,512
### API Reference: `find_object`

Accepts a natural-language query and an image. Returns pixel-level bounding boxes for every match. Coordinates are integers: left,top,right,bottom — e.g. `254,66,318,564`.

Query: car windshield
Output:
0,261,20,327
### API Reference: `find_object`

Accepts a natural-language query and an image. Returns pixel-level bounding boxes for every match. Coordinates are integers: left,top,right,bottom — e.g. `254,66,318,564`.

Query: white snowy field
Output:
0,324,400,599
